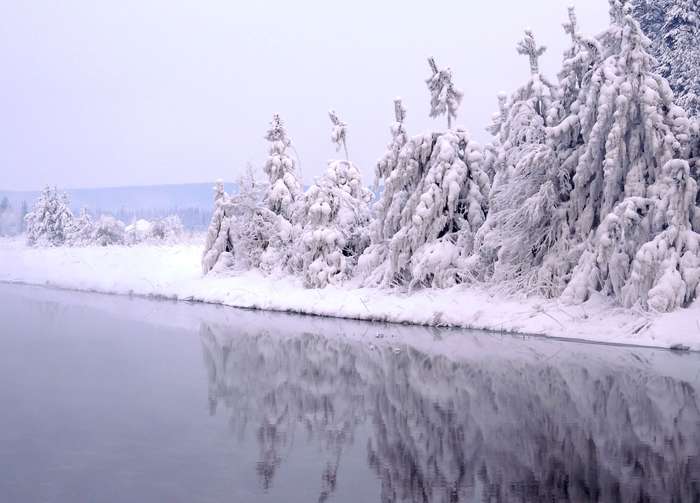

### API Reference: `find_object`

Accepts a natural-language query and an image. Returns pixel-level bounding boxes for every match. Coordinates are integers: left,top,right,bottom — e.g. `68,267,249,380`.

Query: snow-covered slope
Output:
0,238,698,350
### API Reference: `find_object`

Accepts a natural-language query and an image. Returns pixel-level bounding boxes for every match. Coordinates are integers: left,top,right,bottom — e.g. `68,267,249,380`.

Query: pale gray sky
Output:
0,0,609,190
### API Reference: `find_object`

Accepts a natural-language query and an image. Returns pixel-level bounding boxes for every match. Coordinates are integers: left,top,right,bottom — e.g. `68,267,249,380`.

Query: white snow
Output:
0,237,697,350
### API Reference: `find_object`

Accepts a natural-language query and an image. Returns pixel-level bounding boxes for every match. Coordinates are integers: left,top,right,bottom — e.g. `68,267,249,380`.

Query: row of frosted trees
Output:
203,0,700,313
24,187,184,247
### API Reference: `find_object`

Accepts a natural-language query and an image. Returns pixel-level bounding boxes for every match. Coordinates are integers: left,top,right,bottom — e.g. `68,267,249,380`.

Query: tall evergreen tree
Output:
554,0,698,311
263,114,302,221
298,119,372,288
471,30,563,293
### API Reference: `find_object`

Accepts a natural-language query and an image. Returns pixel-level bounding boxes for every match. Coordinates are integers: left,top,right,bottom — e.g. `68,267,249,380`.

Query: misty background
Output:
1,0,608,192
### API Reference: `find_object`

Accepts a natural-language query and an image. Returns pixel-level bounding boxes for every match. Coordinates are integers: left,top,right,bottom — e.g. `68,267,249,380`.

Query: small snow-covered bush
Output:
150,215,184,242
25,186,74,247
92,215,126,246
125,219,153,245
66,209,95,246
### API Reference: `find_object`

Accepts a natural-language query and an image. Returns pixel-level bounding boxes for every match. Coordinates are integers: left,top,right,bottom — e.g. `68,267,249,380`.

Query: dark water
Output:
0,284,699,503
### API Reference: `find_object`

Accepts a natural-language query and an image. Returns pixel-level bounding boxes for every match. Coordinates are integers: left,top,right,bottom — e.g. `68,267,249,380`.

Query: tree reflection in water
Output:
200,320,700,503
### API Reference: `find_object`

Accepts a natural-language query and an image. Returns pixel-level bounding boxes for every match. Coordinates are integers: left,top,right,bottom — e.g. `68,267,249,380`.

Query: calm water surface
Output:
0,284,698,502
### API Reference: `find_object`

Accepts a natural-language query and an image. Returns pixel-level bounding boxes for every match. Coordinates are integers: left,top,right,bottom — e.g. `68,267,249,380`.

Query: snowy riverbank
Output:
0,238,697,350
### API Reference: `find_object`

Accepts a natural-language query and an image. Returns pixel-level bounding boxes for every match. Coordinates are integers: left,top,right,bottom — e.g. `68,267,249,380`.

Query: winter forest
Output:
22,0,700,314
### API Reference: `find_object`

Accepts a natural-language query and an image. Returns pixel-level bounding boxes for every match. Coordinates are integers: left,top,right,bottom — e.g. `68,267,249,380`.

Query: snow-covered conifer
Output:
359,100,415,284
551,1,699,309
202,180,235,274
67,208,94,246
297,160,372,288
360,128,488,288
425,57,463,130
263,114,302,221
555,1,690,239
25,186,74,247
470,30,563,293
92,215,126,246
260,115,303,274
229,166,278,270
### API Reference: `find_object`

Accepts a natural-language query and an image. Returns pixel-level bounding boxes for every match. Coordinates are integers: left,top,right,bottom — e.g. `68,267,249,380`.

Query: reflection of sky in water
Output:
1,284,699,502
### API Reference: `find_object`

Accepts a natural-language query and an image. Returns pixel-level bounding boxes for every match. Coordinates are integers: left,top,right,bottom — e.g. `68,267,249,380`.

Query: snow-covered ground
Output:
0,237,698,350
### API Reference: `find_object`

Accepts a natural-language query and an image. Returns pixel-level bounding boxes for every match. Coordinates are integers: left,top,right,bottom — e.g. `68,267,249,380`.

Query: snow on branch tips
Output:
375,98,408,189
426,57,463,130
329,110,349,161
516,30,546,75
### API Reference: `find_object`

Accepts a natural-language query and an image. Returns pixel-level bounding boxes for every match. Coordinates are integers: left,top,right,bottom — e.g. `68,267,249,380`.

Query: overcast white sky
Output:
0,0,610,191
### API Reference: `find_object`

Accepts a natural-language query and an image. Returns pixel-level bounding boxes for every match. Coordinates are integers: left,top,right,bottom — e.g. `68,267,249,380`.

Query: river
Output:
0,284,698,502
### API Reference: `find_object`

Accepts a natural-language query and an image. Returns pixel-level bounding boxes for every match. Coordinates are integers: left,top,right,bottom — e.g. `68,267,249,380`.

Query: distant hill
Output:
0,182,236,230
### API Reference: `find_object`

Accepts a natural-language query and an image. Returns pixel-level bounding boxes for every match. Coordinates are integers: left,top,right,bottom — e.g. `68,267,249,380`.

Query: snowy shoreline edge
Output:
1,241,698,351
5,278,691,353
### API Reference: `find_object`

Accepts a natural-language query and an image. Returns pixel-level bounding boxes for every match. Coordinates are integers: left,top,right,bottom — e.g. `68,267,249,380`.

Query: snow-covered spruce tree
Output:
202,180,235,274
66,208,94,246
426,57,463,130
262,114,302,221
359,129,489,288
260,114,303,274
359,58,488,289
229,165,278,271
555,1,698,310
469,30,565,294
359,100,410,280
298,119,372,288
25,186,74,247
